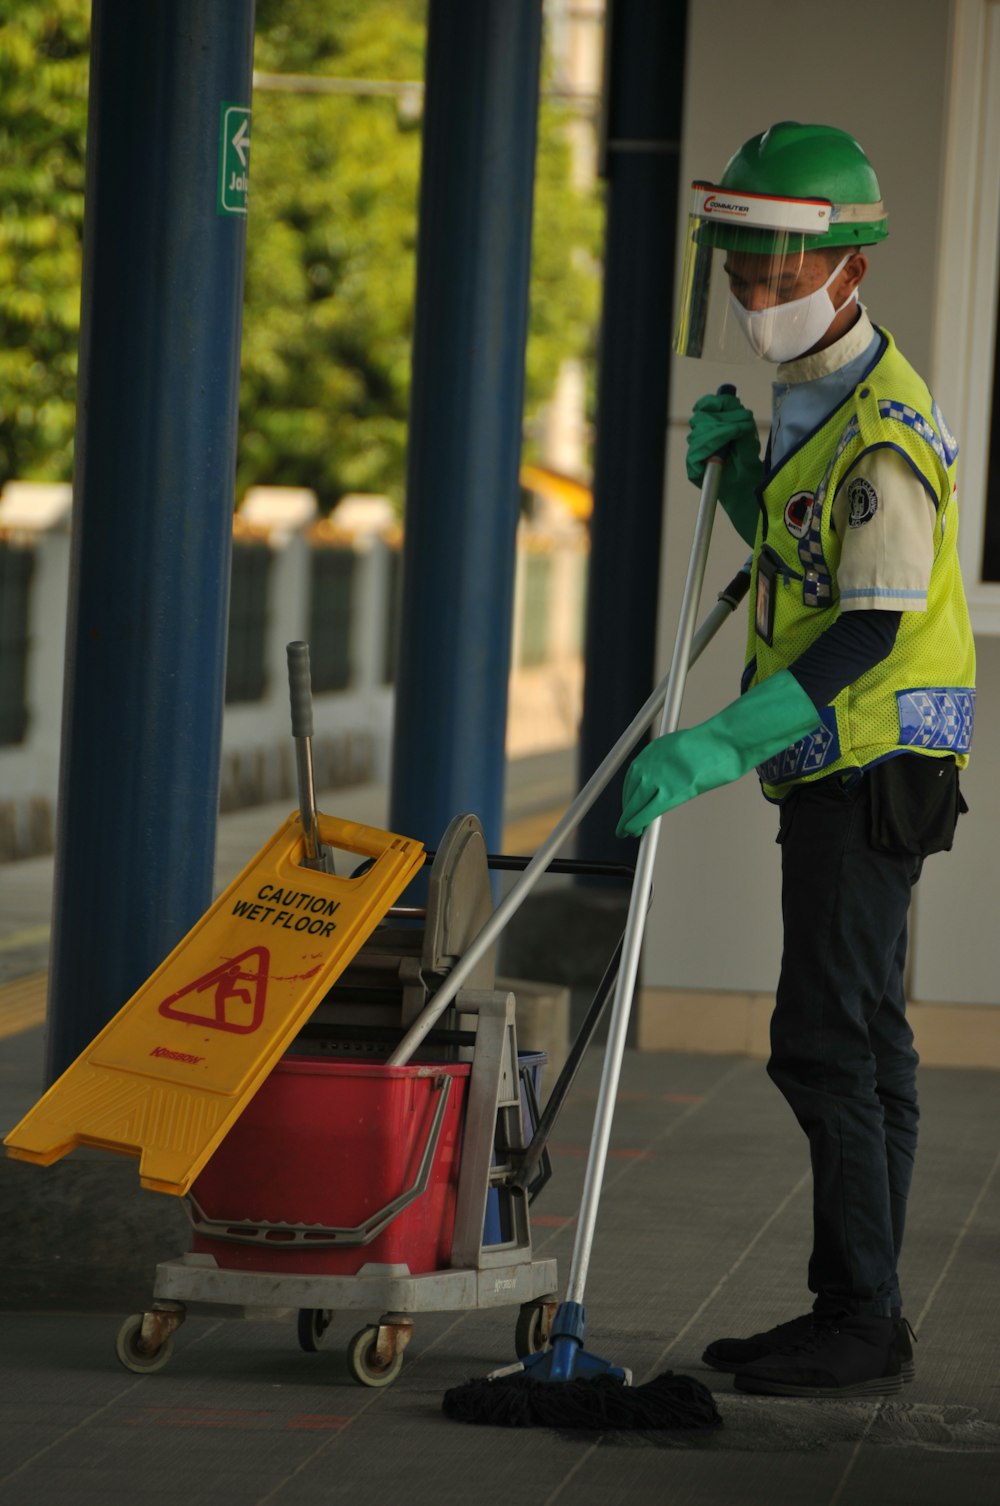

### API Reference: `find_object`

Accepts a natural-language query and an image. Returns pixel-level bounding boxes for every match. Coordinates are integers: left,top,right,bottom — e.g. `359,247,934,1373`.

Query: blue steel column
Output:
388,0,542,855
577,0,688,863
46,0,255,1080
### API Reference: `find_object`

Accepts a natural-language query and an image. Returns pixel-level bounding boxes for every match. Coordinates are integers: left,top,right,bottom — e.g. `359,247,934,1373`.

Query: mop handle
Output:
564,443,727,1306
385,560,745,1068
387,445,743,1072
286,641,323,866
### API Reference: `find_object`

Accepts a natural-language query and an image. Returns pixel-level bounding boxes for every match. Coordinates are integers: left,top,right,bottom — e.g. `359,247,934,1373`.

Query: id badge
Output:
755,552,777,646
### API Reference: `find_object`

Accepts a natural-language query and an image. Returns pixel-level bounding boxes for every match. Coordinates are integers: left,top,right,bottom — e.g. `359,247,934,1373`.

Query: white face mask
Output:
728,253,856,363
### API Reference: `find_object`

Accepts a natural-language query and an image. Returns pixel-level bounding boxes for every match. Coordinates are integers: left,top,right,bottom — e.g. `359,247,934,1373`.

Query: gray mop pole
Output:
562,455,722,1309
386,459,735,1071
509,443,727,1387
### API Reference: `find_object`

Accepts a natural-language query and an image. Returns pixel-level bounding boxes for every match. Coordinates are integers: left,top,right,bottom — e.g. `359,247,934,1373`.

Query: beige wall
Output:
640,0,1000,1027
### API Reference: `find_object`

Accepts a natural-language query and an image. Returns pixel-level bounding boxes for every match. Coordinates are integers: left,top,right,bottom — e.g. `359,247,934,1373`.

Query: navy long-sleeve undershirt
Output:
788,609,902,710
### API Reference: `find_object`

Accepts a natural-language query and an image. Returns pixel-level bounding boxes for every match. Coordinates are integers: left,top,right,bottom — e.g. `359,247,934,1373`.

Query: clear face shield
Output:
674,184,851,364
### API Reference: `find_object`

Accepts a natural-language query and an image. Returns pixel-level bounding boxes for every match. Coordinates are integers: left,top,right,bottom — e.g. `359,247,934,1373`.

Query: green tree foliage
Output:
0,2,88,483
242,0,429,508
1,0,601,510
244,0,602,510
525,102,602,462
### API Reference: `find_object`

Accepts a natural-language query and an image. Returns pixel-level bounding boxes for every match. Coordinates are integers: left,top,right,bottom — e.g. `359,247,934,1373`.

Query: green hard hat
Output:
699,121,888,253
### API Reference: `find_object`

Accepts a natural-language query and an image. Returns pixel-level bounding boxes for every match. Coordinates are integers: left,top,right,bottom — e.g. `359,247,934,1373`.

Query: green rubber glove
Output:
616,670,820,839
686,392,763,547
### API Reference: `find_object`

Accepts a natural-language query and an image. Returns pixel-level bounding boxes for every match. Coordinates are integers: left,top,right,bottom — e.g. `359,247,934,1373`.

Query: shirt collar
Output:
775,307,875,385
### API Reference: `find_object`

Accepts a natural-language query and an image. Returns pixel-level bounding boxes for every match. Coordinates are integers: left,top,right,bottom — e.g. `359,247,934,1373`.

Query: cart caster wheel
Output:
115,1313,175,1374
514,1300,555,1359
297,1308,334,1353
346,1324,405,1388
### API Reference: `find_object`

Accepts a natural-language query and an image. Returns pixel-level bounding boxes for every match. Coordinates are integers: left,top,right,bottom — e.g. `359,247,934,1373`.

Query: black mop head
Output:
442,1369,722,1432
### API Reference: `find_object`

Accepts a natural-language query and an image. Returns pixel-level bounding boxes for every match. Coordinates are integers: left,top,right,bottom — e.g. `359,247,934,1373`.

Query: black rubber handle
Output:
286,641,314,739
719,564,752,609
707,381,740,463
421,851,635,881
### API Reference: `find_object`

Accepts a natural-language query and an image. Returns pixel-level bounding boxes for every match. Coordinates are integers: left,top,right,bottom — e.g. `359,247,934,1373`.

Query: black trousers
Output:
769,772,923,1317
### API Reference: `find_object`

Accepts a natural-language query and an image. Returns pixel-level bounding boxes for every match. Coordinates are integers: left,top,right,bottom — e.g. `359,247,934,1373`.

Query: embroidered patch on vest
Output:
847,476,879,528
783,491,814,540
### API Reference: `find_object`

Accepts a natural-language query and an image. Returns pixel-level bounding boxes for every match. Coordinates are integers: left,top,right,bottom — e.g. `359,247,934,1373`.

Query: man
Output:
617,122,975,1398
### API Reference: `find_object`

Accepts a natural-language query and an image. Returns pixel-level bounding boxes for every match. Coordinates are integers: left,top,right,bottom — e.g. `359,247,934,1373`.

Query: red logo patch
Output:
784,491,814,539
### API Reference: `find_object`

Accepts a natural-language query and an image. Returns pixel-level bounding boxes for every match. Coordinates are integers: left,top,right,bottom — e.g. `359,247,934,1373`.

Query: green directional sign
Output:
218,103,251,215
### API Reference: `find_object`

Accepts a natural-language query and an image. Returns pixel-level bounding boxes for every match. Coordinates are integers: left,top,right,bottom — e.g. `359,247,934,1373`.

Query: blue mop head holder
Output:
518,1302,630,1385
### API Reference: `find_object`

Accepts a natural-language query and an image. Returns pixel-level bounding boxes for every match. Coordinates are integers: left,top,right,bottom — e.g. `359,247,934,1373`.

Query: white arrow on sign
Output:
232,116,250,166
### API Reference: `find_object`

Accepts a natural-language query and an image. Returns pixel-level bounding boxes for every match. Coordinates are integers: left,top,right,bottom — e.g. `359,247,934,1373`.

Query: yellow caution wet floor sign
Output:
4,814,424,1196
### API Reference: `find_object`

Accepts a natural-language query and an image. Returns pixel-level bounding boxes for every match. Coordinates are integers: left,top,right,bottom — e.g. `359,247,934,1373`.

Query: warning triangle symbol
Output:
158,946,270,1034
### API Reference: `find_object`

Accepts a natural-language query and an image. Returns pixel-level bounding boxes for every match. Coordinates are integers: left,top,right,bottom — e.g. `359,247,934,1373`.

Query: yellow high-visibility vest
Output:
744,327,976,800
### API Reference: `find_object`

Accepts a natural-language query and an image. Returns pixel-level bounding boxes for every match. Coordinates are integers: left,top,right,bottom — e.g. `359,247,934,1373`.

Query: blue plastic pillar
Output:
577,0,688,864
388,0,542,855
46,0,255,1081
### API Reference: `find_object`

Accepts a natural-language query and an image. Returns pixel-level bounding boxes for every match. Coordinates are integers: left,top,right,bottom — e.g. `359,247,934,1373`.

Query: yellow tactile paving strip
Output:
0,924,50,955
499,806,568,855
0,972,47,1041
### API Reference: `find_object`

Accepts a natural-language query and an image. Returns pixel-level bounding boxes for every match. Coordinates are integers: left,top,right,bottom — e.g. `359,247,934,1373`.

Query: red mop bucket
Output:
188,1057,471,1276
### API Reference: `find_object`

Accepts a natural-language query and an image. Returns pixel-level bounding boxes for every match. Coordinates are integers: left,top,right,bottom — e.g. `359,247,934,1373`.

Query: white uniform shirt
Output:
773,310,937,613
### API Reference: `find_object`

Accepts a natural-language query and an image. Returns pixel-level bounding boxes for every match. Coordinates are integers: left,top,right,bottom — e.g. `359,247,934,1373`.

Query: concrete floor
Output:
2,1030,999,1504
1,765,998,1504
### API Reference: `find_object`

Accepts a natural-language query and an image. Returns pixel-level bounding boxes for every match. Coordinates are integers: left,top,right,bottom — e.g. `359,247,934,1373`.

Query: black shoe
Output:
705,1308,916,1382
893,1311,917,1384
702,1312,816,1373
733,1311,902,1398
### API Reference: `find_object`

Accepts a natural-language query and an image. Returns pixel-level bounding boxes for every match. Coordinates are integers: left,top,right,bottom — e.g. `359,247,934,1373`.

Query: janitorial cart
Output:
6,536,748,1389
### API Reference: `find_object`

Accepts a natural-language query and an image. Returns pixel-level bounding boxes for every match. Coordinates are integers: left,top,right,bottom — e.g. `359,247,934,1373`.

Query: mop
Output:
389,411,740,1430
